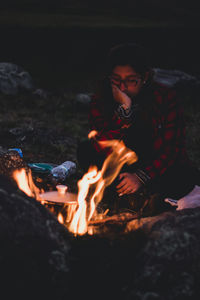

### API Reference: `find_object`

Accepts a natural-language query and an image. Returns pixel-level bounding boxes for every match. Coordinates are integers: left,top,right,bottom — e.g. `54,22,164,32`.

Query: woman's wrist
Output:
121,96,132,109
134,169,151,185
120,102,131,110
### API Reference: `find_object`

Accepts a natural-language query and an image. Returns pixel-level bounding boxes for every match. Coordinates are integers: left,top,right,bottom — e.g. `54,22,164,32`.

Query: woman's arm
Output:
89,93,133,150
136,89,187,183
116,89,187,196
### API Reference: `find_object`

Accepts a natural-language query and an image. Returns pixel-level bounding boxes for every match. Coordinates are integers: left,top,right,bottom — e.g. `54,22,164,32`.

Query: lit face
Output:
110,65,147,97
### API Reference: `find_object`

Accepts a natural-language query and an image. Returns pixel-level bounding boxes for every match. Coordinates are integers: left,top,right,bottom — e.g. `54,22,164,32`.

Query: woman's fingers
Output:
118,188,136,196
116,173,128,189
116,172,141,196
111,84,131,106
117,182,130,195
126,189,135,194
118,172,128,180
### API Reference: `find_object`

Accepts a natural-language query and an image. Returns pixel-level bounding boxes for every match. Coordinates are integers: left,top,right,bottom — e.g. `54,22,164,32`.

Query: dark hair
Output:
106,43,151,78
95,43,154,111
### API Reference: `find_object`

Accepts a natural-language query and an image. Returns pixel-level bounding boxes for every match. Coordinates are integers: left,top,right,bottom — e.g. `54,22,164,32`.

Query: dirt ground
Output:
0,91,88,193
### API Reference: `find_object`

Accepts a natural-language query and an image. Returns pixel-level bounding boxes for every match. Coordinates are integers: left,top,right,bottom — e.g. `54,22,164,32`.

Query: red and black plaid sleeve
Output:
89,86,187,184
138,86,187,182
89,94,128,153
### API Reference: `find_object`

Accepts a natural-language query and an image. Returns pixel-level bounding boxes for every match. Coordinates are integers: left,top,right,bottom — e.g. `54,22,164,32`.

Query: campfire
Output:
13,131,138,236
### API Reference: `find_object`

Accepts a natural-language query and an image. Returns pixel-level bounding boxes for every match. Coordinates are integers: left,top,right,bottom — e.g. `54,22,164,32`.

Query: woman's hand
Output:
111,84,132,108
116,172,142,196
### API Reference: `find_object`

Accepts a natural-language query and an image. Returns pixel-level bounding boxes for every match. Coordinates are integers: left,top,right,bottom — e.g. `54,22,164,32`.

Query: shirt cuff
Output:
115,104,133,119
135,169,151,185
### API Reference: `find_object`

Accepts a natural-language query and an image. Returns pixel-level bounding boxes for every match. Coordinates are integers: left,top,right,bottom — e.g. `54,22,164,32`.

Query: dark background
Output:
0,0,200,91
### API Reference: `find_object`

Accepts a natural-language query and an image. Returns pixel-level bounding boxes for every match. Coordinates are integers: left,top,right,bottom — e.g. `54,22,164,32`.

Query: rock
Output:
123,208,200,299
33,88,50,99
64,206,200,300
9,125,34,143
0,150,28,180
0,62,35,95
0,174,71,299
75,93,91,104
74,93,91,110
153,67,200,88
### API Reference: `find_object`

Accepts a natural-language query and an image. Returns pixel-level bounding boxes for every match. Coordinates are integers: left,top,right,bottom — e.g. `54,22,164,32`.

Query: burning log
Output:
89,211,138,225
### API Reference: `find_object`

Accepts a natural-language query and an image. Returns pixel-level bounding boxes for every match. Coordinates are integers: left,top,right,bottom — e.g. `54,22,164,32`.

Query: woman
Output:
77,43,200,215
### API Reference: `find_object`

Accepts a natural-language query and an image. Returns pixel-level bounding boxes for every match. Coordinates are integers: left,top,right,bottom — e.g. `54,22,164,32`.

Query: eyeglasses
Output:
109,75,141,87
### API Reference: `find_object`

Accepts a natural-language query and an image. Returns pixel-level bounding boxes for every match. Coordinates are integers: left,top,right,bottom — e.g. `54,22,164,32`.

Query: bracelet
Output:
120,103,131,112
135,169,151,185
117,104,133,119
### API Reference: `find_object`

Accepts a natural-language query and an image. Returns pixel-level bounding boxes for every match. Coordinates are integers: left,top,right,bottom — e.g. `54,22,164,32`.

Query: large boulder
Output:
124,208,200,299
153,67,200,88
0,174,71,299
0,62,35,95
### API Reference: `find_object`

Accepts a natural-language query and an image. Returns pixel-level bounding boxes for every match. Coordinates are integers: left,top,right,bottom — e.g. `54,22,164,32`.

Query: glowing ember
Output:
88,130,98,139
13,169,42,200
58,213,64,224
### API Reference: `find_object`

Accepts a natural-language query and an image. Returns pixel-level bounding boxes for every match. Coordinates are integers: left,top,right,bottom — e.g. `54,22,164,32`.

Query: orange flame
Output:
58,213,64,224
13,169,42,200
12,134,138,236
68,166,101,235
88,130,98,139
13,168,64,223
68,138,138,235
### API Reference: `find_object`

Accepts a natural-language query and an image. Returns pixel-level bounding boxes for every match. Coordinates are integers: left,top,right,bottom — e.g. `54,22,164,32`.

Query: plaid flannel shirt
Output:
89,82,188,184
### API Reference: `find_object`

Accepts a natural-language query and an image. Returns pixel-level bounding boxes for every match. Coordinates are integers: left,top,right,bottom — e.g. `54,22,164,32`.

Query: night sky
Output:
0,0,199,89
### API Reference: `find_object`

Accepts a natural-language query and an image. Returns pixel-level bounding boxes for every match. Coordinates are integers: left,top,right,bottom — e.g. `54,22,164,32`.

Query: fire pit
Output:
12,135,139,236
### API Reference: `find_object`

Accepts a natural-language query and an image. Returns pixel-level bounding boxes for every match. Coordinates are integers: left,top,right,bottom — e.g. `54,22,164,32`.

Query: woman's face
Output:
110,65,147,98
